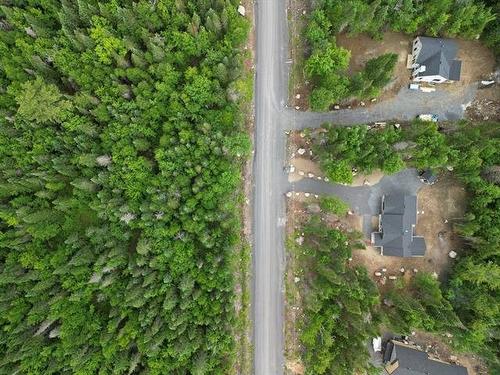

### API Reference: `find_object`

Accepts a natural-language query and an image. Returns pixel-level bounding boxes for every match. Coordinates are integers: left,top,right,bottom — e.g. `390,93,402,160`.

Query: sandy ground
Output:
337,31,412,103
351,173,468,288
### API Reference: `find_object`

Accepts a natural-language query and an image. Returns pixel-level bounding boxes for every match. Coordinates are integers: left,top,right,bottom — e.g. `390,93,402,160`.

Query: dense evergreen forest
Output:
290,216,381,375
304,0,498,110
308,121,500,371
0,0,250,373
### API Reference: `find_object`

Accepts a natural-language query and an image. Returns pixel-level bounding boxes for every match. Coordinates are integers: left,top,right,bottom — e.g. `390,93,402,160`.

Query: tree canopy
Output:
0,0,250,373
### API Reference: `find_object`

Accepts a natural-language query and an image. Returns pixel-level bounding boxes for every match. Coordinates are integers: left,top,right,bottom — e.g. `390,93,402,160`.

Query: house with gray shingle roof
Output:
371,194,426,257
410,36,462,83
384,340,468,375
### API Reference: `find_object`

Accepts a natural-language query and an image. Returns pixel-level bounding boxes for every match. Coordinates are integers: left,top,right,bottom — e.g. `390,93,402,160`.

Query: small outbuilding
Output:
419,169,438,185
410,36,462,83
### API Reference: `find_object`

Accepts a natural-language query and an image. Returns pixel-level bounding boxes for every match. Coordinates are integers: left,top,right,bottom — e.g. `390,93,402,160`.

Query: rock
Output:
295,106,300,110
374,271,382,277
333,105,340,110
324,177,330,182
289,165,296,173
371,98,377,102
304,192,310,197
295,236,304,245
295,192,300,196
237,5,246,16
302,10,306,15
363,179,370,186
380,276,387,285
307,203,321,214
298,170,305,176
96,155,112,167
389,275,397,280
299,132,305,138
297,148,306,155
286,191,293,198
295,94,301,99
450,355,458,362
445,332,453,338
381,268,387,273
383,298,394,307
360,101,365,106
447,165,454,171
25,27,37,38
413,268,418,273
294,277,300,283
432,272,438,279
314,194,319,198
448,250,457,259
307,172,314,178
400,267,405,273
317,176,322,180
347,105,352,109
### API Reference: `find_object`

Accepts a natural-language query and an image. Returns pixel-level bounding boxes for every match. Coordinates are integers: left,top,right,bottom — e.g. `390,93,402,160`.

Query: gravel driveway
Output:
283,85,477,130
289,168,423,215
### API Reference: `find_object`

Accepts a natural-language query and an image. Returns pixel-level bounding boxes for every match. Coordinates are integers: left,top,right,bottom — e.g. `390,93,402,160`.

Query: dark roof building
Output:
411,36,462,83
384,340,468,375
371,195,426,257
419,169,438,185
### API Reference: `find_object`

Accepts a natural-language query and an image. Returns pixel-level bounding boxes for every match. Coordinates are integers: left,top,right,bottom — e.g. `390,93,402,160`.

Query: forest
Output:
0,0,250,374
303,0,498,110
307,121,500,372
290,216,381,375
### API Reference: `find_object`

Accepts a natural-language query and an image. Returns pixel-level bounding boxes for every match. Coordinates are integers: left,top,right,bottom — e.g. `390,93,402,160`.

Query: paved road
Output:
252,0,289,374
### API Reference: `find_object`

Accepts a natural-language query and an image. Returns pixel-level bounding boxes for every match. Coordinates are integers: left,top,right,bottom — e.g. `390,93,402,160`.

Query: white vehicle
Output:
417,114,438,122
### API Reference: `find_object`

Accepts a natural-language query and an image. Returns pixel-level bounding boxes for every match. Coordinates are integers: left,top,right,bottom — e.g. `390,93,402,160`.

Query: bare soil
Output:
466,85,500,121
337,32,412,103
351,173,468,289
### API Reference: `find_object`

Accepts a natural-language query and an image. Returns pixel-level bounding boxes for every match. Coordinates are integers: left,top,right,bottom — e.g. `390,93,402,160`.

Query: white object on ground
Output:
372,337,382,352
237,5,245,16
420,87,436,93
297,148,306,155
448,250,457,259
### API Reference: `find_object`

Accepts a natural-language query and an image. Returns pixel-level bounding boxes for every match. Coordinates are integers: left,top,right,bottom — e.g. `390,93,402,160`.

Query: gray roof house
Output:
384,340,468,375
410,36,462,83
371,195,426,257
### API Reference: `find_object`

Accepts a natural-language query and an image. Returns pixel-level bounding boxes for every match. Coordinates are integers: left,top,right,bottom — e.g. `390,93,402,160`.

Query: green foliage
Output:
293,216,381,375
403,121,450,168
319,196,349,215
0,0,250,373
312,124,404,183
384,273,461,334
351,53,398,99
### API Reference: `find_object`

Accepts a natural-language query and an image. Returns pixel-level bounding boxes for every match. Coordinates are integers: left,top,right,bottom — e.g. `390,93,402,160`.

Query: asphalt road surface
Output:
252,0,289,374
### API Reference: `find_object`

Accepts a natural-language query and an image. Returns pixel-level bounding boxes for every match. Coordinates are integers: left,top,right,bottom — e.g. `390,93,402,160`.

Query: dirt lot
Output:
351,173,468,289
337,32,412,103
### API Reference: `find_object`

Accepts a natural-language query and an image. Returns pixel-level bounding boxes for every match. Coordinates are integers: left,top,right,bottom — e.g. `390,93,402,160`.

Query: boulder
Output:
237,5,246,16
